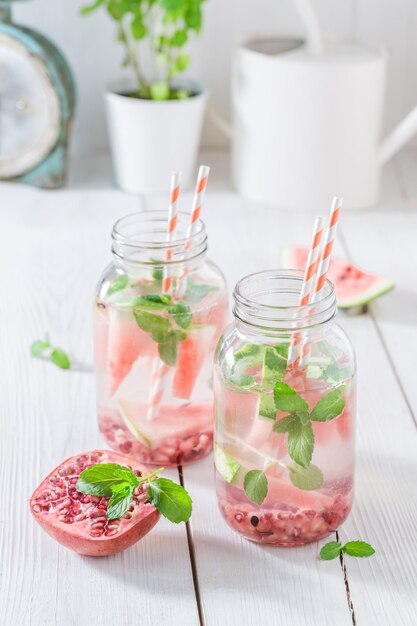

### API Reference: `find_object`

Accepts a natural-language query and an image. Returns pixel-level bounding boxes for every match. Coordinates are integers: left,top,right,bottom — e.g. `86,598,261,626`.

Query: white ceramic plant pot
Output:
105,80,208,194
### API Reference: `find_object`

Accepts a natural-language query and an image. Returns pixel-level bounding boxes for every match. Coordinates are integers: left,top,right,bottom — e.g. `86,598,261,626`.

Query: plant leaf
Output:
147,477,192,523
107,274,129,296
287,418,314,468
273,414,298,434
106,484,134,520
214,444,241,484
133,309,171,339
320,541,342,560
168,301,192,329
243,470,268,505
274,381,309,413
131,16,147,39
171,28,188,46
343,541,375,558
184,280,218,302
79,0,104,15
310,388,345,422
50,348,71,370
289,463,324,491
76,463,138,496
150,81,170,100
31,339,50,358
262,345,288,387
158,330,179,366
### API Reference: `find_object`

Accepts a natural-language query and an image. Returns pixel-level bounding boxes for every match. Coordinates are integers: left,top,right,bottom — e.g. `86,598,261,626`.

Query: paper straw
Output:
299,196,343,367
162,171,181,293
147,172,181,421
287,216,324,367
176,165,210,296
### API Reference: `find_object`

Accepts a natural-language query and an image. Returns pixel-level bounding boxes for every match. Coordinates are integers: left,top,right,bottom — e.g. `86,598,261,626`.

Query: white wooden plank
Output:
335,313,417,626
0,184,199,626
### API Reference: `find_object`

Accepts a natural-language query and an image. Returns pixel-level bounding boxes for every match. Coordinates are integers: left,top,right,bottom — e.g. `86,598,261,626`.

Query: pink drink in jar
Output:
94,212,228,466
214,270,355,545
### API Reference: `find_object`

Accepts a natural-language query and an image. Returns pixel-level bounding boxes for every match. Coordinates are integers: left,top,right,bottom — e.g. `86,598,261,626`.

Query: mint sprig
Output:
320,539,375,560
107,274,129,296
30,336,71,370
273,382,346,468
132,295,192,366
76,463,192,523
259,344,289,419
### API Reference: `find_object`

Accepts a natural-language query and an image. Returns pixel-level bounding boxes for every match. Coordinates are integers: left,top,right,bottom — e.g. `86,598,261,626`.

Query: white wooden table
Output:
1,149,417,626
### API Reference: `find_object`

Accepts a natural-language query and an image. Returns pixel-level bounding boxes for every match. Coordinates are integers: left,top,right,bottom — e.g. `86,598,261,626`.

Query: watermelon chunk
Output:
107,308,156,396
280,247,394,309
173,326,216,400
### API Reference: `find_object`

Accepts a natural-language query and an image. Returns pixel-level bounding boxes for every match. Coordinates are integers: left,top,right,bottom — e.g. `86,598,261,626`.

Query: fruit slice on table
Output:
107,308,156,396
29,450,160,556
118,400,212,449
280,247,395,309
173,325,216,400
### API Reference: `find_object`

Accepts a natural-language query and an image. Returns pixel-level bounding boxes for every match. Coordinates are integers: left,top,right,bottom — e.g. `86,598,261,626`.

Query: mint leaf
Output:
214,444,241,484
31,338,50,357
107,274,129,296
158,330,180,366
243,470,268,505
168,301,192,329
76,463,139,496
106,484,134,520
185,280,218,303
235,344,263,362
310,388,345,422
324,364,350,383
320,541,342,560
50,348,71,370
133,309,171,339
262,345,288,387
274,381,309,413
147,477,192,523
287,418,314,468
259,391,277,420
134,294,172,310
273,414,298,434
343,541,375,558
289,463,323,490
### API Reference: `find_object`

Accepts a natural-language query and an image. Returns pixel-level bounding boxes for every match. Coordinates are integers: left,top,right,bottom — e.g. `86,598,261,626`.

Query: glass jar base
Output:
99,414,213,467
218,497,352,546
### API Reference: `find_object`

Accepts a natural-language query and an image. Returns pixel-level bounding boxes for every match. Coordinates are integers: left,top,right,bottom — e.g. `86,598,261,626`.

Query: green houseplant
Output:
81,0,208,192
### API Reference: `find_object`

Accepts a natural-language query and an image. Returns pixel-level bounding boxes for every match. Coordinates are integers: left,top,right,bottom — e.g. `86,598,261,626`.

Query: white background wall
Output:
14,0,417,155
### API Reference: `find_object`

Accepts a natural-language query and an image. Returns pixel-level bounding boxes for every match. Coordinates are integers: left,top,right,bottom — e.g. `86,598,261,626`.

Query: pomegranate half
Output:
29,449,160,556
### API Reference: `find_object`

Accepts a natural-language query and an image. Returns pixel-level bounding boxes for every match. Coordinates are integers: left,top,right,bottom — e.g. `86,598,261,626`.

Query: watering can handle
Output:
379,105,417,165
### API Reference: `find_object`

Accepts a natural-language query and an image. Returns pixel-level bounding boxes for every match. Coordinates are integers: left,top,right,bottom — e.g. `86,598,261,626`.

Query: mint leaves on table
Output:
76,463,192,523
320,539,375,560
133,294,192,366
30,336,71,370
273,383,345,473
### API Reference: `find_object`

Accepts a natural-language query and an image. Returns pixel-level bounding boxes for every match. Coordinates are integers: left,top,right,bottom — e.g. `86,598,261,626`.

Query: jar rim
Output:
233,269,337,333
111,210,208,265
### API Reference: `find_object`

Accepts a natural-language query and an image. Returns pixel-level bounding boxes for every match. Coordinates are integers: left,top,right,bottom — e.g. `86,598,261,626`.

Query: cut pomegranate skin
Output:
29,450,160,556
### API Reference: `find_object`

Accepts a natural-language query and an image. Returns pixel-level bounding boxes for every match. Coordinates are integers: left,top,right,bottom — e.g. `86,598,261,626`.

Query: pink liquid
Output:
94,283,228,466
214,371,355,545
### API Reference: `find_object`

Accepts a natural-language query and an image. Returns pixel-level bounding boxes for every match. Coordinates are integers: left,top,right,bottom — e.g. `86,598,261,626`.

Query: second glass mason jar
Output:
214,270,356,546
94,211,228,466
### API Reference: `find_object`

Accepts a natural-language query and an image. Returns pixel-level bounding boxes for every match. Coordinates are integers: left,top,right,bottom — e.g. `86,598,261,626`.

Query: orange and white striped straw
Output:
162,171,181,293
287,216,324,367
310,196,343,304
299,196,343,368
186,165,210,241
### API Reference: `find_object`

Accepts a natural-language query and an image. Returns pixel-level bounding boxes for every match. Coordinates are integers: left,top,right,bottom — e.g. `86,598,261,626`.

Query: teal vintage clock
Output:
0,1,75,188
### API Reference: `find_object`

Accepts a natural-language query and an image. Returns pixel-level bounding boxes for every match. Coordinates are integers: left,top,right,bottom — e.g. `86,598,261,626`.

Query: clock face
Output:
0,34,61,178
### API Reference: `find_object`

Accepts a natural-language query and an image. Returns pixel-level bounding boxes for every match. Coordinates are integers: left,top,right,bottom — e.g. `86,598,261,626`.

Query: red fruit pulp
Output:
29,450,160,556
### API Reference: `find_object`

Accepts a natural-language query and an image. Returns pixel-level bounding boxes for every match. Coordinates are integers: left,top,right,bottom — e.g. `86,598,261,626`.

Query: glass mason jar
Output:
94,211,228,466
214,270,356,546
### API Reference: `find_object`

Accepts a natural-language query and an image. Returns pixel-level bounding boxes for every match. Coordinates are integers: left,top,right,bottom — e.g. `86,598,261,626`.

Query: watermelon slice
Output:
280,247,394,309
107,308,156,396
173,325,216,400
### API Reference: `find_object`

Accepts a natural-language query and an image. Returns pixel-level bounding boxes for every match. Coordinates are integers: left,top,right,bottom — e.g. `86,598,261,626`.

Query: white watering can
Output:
211,1,417,210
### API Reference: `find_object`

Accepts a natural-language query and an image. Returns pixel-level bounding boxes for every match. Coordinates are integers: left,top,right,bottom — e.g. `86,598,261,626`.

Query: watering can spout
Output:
378,105,417,165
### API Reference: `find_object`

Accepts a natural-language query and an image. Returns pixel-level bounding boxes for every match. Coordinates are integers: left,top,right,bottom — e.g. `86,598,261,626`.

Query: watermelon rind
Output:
279,247,395,309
